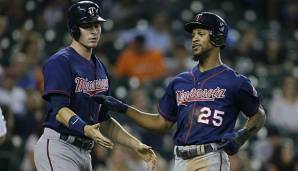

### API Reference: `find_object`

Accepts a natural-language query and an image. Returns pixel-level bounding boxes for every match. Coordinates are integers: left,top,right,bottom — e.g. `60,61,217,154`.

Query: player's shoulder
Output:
173,69,194,82
222,65,250,82
44,47,71,65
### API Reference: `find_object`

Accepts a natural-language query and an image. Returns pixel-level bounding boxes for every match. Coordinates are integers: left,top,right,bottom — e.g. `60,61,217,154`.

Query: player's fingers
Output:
96,140,113,149
146,156,156,170
95,137,114,149
217,140,229,150
144,149,157,170
98,142,113,149
96,137,113,146
92,123,101,129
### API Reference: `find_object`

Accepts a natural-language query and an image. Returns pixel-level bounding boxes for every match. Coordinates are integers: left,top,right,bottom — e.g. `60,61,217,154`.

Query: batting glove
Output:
218,129,248,155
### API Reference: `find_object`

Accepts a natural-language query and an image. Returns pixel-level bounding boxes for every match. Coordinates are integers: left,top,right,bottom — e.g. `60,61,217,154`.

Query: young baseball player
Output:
33,1,156,171
92,12,266,171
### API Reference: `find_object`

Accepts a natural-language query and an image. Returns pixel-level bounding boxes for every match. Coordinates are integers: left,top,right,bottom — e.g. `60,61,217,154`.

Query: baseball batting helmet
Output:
184,12,228,47
68,1,106,39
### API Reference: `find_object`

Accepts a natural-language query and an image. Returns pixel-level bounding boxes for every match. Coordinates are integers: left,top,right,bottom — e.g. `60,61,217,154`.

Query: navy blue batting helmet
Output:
184,12,228,47
68,1,106,39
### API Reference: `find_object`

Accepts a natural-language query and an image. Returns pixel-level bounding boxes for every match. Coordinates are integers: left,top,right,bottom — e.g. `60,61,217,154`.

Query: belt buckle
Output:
176,147,193,160
81,140,94,150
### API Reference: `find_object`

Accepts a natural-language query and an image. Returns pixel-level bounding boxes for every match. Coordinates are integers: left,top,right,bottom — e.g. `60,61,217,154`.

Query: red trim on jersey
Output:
200,68,228,87
184,69,197,143
184,103,196,143
183,68,228,143
190,69,196,82
157,104,176,122
46,139,54,171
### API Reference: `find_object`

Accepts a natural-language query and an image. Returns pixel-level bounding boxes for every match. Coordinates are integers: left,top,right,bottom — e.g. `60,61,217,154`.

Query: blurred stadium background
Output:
0,0,298,170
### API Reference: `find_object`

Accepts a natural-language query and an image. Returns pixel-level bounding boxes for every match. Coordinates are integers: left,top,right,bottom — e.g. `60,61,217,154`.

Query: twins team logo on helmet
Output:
88,7,98,16
195,14,203,22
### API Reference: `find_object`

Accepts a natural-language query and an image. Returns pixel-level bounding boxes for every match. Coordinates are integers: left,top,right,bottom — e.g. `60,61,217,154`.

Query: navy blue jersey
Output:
42,46,111,137
158,64,260,146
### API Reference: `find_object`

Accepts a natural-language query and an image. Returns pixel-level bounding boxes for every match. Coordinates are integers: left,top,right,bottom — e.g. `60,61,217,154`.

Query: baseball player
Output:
33,1,156,171
0,107,7,144
92,12,266,171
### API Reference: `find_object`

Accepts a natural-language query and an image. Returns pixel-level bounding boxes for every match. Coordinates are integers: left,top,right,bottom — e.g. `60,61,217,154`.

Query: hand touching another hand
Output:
84,123,114,149
135,143,157,170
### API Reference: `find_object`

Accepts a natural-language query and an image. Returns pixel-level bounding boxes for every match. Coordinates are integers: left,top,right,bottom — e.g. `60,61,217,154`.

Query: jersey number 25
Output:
197,107,224,127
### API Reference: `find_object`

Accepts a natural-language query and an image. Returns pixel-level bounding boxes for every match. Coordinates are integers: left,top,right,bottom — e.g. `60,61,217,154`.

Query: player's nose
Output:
90,26,100,34
192,37,200,43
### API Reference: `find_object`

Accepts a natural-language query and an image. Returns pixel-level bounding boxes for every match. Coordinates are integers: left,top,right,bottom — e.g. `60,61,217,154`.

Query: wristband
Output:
68,115,87,135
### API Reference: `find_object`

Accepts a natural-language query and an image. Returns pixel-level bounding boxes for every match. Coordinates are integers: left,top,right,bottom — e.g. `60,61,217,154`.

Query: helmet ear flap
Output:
70,25,80,40
209,30,225,47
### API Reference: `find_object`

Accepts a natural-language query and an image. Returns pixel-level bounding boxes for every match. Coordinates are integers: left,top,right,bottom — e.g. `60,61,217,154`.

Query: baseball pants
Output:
34,128,92,171
173,146,230,171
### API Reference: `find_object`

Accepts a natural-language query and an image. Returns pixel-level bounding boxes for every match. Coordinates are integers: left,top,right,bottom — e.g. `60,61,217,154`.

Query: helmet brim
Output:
96,16,106,22
80,16,106,25
184,22,210,33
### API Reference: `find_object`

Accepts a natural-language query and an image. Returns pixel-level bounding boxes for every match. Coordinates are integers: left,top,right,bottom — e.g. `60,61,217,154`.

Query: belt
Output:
175,143,218,160
60,134,94,151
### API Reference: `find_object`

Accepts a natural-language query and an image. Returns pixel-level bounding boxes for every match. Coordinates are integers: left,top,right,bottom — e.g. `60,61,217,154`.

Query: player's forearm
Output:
101,118,142,149
125,106,172,134
56,107,87,136
237,106,266,145
56,107,76,126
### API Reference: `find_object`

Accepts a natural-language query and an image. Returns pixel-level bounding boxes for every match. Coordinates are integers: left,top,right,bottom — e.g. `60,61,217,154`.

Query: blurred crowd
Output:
0,0,298,171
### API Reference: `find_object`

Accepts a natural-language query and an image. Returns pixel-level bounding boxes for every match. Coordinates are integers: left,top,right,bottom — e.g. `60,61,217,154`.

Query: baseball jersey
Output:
158,64,260,146
42,46,111,137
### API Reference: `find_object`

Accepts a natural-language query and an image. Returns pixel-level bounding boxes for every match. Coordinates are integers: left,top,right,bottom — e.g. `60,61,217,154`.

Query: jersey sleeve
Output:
157,79,177,122
43,56,72,100
235,77,260,117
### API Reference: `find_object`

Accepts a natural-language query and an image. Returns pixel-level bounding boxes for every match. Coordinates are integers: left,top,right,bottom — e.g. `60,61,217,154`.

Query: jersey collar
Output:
192,64,227,77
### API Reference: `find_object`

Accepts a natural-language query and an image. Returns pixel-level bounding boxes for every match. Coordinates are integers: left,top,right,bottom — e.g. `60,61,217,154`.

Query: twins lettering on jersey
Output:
75,77,108,95
176,87,226,106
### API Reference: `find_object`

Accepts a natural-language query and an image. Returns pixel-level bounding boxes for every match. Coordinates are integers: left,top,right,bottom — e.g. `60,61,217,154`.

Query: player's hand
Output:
135,143,157,170
218,129,248,155
84,123,114,149
218,138,239,155
91,94,128,113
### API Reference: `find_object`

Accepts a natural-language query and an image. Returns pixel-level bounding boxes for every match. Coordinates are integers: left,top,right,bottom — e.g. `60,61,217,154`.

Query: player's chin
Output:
193,47,202,54
193,50,201,57
88,43,99,48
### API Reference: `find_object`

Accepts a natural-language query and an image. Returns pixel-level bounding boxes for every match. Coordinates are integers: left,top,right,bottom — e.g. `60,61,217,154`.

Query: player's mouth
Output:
89,38,98,42
192,44,202,51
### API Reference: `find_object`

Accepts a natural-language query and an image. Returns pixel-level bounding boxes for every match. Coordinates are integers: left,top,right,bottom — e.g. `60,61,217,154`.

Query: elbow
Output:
260,106,267,124
148,117,172,134
255,105,266,127
150,127,169,134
